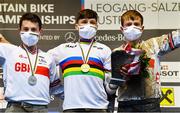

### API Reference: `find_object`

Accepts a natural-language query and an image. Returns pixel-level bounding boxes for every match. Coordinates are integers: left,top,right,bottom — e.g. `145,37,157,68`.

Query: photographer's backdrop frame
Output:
0,0,180,112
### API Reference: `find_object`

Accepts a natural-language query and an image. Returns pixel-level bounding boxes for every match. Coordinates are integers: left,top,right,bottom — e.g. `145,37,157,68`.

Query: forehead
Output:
21,20,39,29
78,18,97,23
123,18,142,26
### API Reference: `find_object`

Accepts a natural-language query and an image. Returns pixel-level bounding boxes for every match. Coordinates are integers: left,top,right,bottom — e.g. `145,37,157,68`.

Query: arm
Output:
0,86,5,102
0,43,11,65
105,72,118,95
102,46,118,95
49,56,64,100
48,45,63,65
104,72,118,113
144,30,180,56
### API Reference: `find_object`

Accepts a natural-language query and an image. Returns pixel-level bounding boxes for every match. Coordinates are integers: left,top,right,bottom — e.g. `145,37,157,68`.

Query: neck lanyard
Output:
23,45,38,76
78,39,94,64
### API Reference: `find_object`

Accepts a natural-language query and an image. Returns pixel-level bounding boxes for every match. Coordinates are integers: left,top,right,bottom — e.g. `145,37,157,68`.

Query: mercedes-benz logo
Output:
64,32,76,43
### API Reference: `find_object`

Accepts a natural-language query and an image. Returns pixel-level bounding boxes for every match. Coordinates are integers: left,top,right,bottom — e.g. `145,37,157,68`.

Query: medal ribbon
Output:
78,39,94,64
23,45,39,76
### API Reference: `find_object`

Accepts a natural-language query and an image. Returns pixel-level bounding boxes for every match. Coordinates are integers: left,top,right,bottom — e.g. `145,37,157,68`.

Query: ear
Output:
141,26,144,32
120,26,123,32
39,28,43,36
75,24,79,30
95,24,98,29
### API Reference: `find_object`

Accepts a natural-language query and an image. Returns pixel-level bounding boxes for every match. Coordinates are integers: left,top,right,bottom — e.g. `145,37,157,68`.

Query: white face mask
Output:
20,31,39,47
123,25,142,41
78,24,97,39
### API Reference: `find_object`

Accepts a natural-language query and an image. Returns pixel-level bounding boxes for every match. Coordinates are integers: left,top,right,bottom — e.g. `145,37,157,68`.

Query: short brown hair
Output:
19,13,42,30
121,10,143,26
76,9,98,23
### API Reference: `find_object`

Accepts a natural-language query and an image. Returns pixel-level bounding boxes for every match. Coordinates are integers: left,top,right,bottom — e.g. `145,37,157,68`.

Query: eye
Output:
90,21,97,25
134,22,141,27
23,27,29,32
31,28,37,32
125,22,132,27
81,20,88,24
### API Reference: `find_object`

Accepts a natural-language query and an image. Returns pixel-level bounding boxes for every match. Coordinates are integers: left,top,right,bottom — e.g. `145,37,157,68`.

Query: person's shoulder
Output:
39,49,54,61
142,38,156,48
95,42,111,50
39,49,51,56
38,49,46,55
47,42,77,55
0,43,18,48
0,43,14,46
95,42,108,47
53,42,77,49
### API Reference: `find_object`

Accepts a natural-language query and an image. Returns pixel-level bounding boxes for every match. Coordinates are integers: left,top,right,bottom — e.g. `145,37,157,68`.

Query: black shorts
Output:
63,108,108,113
118,98,161,112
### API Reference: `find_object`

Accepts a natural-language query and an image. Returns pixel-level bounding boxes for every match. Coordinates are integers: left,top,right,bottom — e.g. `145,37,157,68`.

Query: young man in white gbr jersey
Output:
0,13,63,112
48,9,114,112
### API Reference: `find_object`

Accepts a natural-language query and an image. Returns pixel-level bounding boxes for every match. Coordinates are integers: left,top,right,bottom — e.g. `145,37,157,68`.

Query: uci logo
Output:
64,32,76,43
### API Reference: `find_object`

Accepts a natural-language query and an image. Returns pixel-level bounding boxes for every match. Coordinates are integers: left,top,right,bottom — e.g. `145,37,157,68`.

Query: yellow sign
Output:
160,88,175,106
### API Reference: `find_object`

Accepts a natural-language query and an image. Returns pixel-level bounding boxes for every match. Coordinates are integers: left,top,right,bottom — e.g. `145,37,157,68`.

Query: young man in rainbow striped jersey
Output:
48,9,114,112
0,13,63,112
108,10,180,112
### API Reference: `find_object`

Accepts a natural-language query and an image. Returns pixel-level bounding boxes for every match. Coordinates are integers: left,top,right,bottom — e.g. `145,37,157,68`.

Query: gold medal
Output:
78,39,94,73
81,63,90,72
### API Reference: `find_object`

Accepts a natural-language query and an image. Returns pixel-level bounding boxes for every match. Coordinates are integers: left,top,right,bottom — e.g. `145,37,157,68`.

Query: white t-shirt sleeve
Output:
103,45,112,71
48,52,64,98
0,43,14,65
47,45,64,65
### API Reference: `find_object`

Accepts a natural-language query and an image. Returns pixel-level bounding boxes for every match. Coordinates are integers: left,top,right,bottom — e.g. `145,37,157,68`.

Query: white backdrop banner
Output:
84,0,180,30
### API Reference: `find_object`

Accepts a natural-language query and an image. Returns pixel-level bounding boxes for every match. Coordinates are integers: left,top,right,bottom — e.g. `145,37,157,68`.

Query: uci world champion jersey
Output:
48,41,111,110
0,43,62,105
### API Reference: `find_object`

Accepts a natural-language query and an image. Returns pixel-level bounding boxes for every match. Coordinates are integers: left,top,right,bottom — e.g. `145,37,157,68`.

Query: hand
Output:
0,95,4,99
0,93,5,103
119,65,128,76
0,34,10,43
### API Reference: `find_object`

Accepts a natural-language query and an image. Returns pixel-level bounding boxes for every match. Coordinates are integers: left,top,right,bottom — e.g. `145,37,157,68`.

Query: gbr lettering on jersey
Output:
14,54,50,78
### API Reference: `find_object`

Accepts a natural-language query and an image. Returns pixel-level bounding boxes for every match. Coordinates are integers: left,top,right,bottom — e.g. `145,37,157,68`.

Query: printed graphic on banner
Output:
64,32,77,43
160,88,175,106
160,62,180,83
0,0,81,28
84,0,180,30
0,0,81,51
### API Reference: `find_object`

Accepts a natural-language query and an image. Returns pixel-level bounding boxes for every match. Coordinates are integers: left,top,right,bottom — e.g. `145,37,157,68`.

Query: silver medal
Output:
28,76,37,86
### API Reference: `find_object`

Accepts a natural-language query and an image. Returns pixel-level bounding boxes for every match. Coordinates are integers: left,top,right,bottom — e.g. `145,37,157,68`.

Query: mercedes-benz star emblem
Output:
64,32,76,43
